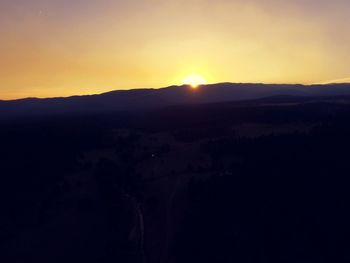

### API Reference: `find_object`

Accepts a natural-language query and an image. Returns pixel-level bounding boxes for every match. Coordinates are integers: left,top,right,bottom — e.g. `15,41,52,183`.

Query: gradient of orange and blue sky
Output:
1,0,350,99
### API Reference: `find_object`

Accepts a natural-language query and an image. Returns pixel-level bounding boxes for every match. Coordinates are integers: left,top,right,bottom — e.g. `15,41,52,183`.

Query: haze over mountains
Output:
1,83,350,117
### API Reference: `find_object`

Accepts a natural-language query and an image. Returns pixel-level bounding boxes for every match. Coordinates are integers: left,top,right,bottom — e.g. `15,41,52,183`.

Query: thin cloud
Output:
315,77,350,85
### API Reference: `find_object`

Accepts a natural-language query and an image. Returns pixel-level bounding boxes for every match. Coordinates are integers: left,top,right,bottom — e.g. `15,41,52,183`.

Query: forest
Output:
1,96,350,262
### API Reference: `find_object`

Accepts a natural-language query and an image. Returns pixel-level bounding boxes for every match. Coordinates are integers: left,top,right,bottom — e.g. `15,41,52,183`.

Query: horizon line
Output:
2,81,350,102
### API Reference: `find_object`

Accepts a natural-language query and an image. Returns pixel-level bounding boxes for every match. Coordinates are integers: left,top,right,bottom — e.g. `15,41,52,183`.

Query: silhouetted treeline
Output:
176,121,350,263
0,114,142,262
1,96,350,262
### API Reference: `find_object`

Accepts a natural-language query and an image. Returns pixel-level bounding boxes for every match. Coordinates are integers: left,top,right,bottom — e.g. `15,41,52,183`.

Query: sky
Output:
1,0,350,99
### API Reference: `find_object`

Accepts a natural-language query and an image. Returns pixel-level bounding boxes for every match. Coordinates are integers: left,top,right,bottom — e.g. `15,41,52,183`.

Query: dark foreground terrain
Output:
1,94,350,262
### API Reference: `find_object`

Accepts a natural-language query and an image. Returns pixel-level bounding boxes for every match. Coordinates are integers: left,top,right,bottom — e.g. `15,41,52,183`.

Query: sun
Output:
182,74,207,88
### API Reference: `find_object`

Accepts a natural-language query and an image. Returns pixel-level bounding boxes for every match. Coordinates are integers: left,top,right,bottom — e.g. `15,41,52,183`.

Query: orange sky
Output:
1,0,350,99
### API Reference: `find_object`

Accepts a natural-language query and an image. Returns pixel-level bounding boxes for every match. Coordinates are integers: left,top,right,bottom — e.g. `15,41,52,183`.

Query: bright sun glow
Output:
182,74,207,88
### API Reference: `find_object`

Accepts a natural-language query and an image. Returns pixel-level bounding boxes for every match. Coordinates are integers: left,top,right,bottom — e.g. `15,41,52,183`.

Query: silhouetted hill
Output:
1,83,350,117
2,87,350,263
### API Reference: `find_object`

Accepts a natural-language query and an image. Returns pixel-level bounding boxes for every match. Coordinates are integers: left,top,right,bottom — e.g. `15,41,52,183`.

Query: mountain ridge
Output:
1,82,350,117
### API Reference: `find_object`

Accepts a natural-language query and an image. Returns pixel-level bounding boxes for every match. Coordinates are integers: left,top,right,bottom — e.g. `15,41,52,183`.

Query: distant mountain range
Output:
1,83,350,117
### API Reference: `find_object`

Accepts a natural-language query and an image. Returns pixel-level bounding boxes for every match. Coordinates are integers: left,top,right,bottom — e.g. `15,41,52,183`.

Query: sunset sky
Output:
1,0,350,99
